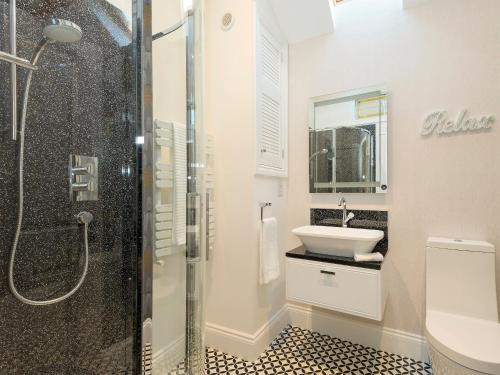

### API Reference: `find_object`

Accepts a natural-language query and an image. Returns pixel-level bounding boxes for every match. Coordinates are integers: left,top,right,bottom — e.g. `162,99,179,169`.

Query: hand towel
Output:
354,252,384,262
259,217,280,285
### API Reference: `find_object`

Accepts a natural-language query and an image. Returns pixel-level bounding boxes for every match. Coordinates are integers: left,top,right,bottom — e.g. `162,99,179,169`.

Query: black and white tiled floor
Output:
172,326,432,374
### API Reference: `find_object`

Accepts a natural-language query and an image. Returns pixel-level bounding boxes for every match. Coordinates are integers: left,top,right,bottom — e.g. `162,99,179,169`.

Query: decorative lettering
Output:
421,110,495,136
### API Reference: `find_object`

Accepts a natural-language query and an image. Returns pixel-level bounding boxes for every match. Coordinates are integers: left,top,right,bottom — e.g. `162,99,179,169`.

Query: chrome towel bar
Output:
259,202,272,221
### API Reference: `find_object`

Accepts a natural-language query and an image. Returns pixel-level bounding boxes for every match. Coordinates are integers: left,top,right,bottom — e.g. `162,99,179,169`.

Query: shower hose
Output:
9,58,92,306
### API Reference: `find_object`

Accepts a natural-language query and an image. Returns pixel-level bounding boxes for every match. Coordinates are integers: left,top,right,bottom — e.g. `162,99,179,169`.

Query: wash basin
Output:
292,225,384,257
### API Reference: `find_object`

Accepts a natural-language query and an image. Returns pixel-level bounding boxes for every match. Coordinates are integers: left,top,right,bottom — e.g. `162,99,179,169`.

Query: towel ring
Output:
259,202,272,221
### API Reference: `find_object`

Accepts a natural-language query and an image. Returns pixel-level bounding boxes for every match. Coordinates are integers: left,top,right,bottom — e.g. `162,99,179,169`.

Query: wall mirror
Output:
309,86,388,193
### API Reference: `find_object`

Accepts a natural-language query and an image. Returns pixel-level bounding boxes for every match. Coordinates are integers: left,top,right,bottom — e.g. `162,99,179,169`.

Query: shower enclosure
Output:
0,0,205,373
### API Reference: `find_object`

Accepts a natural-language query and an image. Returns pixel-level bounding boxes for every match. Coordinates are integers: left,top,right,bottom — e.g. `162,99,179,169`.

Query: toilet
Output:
425,237,500,374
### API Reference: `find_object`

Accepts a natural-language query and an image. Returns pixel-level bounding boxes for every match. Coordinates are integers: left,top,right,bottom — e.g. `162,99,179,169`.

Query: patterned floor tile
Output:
170,325,432,374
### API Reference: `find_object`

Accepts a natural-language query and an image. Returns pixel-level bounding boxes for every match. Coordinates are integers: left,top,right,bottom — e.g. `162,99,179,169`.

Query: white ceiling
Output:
268,0,335,45
266,0,432,44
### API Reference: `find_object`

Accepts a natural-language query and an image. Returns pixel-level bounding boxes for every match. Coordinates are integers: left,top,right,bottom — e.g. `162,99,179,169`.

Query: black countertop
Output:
286,245,385,270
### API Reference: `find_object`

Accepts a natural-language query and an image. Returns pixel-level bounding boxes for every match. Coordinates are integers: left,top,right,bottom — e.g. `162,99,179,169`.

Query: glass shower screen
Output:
0,0,140,373
0,0,205,374
145,0,206,374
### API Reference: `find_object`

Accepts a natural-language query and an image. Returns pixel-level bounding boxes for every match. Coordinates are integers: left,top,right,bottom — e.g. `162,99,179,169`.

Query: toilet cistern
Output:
425,237,500,374
338,197,355,227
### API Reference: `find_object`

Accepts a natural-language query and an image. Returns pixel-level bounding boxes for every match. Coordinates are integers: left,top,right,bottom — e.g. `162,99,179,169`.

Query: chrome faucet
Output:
338,197,355,227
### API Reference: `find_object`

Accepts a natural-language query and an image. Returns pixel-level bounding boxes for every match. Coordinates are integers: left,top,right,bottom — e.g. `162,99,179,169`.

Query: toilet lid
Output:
426,310,500,374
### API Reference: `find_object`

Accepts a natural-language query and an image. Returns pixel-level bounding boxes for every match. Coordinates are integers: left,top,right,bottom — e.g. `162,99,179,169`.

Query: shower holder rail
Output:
0,51,38,70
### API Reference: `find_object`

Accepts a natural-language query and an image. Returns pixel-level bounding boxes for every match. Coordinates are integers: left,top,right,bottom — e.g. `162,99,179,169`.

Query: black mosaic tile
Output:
311,208,388,233
0,1,139,373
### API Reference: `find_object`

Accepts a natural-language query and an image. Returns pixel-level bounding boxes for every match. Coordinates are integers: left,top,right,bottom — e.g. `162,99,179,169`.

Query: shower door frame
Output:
133,0,154,373
135,1,204,374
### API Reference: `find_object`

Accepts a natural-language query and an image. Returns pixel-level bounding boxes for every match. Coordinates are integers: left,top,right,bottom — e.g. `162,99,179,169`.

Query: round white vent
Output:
221,12,234,31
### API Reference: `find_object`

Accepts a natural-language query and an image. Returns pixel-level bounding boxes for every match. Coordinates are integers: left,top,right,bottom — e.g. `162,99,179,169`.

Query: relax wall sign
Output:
421,110,495,136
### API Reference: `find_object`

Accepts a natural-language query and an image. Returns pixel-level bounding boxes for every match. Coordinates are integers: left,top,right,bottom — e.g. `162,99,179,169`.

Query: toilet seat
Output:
426,310,500,374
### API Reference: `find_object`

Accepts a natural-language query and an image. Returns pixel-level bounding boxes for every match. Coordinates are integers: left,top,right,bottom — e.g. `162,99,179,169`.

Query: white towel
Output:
259,217,280,285
354,252,384,262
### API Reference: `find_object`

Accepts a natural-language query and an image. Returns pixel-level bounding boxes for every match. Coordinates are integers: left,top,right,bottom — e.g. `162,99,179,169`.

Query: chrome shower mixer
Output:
69,154,98,201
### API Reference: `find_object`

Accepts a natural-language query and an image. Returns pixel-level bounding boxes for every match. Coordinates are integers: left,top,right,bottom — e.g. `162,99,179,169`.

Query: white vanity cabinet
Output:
286,257,388,321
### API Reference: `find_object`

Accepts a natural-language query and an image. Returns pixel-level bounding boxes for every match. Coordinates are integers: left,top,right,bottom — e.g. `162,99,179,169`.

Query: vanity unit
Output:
291,85,390,321
287,209,389,321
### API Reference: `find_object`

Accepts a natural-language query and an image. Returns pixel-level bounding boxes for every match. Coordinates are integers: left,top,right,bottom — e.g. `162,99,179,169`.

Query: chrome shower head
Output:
43,18,82,43
29,18,82,65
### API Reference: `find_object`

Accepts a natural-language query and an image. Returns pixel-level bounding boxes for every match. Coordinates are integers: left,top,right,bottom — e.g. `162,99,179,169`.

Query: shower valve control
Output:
69,155,98,201
71,165,93,175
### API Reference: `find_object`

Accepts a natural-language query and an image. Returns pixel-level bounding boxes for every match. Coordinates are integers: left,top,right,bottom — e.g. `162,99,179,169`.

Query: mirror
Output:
309,86,388,193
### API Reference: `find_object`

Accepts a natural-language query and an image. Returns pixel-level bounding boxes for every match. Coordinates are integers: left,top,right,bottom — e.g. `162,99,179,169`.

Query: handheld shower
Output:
9,19,89,306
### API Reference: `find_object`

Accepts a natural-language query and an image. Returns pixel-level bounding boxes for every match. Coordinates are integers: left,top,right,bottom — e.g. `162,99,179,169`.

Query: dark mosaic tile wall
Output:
0,1,139,374
311,208,389,255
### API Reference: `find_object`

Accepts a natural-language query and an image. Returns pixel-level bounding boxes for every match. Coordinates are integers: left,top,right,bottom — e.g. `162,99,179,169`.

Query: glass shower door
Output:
0,1,140,373
0,0,204,373
146,0,205,373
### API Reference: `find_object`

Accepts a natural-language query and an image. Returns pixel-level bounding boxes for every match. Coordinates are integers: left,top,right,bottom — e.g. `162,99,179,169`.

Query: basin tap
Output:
338,197,355,228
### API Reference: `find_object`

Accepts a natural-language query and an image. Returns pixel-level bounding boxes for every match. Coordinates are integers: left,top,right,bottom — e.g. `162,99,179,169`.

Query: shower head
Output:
43,18,82,43
29,19,82,65
309,148,328,160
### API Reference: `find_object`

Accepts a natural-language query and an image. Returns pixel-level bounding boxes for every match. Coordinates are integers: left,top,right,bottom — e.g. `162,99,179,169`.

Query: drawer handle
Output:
320,270,336,276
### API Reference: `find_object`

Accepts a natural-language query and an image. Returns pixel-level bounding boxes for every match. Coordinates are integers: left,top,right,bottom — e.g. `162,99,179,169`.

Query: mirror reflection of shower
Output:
335,126,374,192
309,145,334,161
9,18,90,306
310,125,376,193
309,144,335,189
309,88,388,193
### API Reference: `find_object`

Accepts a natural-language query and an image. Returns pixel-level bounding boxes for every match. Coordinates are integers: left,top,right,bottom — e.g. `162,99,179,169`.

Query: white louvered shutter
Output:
256,20,287,174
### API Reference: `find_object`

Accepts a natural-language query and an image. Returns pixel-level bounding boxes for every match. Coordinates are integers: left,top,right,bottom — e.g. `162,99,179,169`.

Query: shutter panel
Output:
257,21,285,172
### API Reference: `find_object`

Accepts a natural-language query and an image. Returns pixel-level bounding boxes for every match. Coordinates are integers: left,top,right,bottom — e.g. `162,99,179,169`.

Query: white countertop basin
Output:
292,225,384,257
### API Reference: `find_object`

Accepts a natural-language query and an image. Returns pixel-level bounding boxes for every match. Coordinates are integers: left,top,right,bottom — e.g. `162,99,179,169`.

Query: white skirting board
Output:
287,303,429,363
152,335,185,375
205,304,290,362
205,303,429,363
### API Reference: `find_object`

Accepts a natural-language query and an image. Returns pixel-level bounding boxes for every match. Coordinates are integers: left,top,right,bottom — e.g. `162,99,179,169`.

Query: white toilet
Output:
425,237,500,374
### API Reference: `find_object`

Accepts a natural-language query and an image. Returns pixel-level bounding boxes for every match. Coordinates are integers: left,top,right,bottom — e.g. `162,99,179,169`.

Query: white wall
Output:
204,0,289,353
288,0,500,337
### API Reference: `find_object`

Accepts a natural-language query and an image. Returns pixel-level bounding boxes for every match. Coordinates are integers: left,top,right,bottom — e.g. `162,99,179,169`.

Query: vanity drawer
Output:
286,258,384,320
